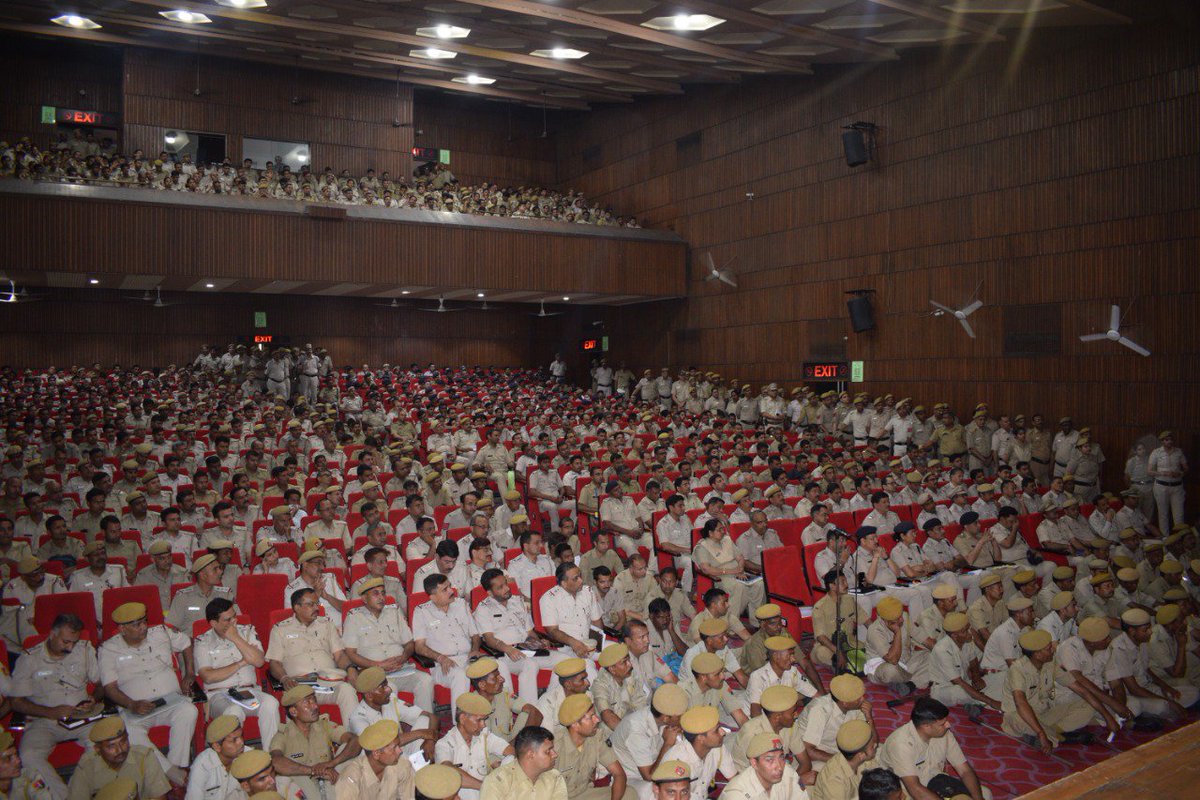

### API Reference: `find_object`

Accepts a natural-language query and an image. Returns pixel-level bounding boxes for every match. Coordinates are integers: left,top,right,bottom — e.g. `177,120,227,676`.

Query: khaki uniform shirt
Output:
794,693,866,755
967,596,1007,635
1105,632,1152,687
1002,656,1068,718
134,564,190,610
264,615,344,676
334,752,415,800
342,605,413,662
729,714,797,773
592,669,646,722
610,705,661,787
747,664,819,706
539,585,601,642
600,497,640,533
578,550,622,589
721,763,808,800
473,595,533,646
412,598,477,658
2,773,55,800
877,720,968,784
811,595,866,651
347,695,427,737
10,638,99,707
167,584,235,635
553,727,616,796
97,625,188,700
65,745,172,800
866,615,915,665
479,759,567,800
434,724,509,785
981,617,1026,672
953,532,995,568
929,637,981,690
809,754,882,800
194,625,262,690
661,737,734,800
1056,636,1108,686
186,746,241,800
270,716,346,765
612,571,654,616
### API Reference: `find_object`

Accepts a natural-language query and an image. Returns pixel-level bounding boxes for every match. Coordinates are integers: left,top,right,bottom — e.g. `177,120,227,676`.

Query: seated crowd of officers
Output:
0,356,1195,800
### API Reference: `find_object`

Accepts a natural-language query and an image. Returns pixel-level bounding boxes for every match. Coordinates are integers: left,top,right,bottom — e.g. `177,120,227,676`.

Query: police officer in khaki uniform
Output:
808,719,881,800
347,667,437,761
334,719,415,800
10,614,104,799
97,602,197,782
1000,629,1101,750
265,588,359,725
590,644,645,732
722,731,807,800
478,725,566,800
434,693,513,800
168,554,235,636
0,726,54,800
185,715,244,800
269,685,360,800
342,577,436,713
134,540,189,610
228,749,305,800
65,717,172,800
553,694,632,800
465,658,542,743
194,598,280,749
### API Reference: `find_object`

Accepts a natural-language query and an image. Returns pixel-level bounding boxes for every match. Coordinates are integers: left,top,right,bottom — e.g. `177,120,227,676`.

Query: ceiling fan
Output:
1079,304,1150,357
530,301,563,318
123,288,155,303
149,287,175,308
927,281,983,338
374,297,402,309
701,251,738,288
2,281,43,304
417,296,463,313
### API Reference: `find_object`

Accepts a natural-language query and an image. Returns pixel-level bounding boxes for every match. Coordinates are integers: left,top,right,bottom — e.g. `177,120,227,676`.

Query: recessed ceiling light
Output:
88,278,100,285
160,10,213,24
205,282,215,288
453,75,496,85
642,14,726,31
417,24,470,39
401,290,411,295
476,292,485,298
531,48,588,59
216,0,269,7
562,296,570,301
409,47,457,59
51,15,101,30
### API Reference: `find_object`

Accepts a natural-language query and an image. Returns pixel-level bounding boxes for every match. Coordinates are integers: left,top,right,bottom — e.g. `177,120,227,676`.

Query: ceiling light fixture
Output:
51,15,102,30
205,282,215,288
164,133,178,145
417,24,470,39
401,290,411,295
452,74,496,85
531,48,588,60
160,10,213,24
409,47,457,59
476,292,485,298
88,278,100,285
562,296,570,301
216,0,269,8
642,14,725,31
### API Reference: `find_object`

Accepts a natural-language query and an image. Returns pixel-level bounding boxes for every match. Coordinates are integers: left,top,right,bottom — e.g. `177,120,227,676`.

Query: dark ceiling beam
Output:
1055,0,1132,24
448,0,813,72
120,0,683,93
864,0,1006,38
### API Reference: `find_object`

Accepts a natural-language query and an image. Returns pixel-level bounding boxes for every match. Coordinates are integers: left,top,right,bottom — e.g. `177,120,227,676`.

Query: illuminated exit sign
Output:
55,108,119,127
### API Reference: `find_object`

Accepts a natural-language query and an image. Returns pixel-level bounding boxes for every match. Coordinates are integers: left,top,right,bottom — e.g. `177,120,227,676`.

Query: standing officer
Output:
1148,431,1188,535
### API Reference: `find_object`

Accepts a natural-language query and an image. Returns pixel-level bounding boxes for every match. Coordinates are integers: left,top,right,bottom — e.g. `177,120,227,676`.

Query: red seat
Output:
828,511,855,531
765,518,803,550
406,557,433,594
236,574,289,647
33,592,98,643
762,546,810,634
529,575,557,630
852,508,871,527
101,585,164,640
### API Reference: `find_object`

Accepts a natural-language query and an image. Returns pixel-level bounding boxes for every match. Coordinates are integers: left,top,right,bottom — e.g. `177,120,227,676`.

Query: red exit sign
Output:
802,361,848,380
56,108,119,127
254,335,273,344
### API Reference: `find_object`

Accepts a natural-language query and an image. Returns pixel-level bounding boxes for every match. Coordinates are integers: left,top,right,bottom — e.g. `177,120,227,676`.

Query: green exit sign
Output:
41,106,56,124
254,312,267,328
851,361,864,382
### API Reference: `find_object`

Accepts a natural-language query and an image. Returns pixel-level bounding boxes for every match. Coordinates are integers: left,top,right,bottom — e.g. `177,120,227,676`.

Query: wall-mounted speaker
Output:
847,294,875,332
842,130,869,167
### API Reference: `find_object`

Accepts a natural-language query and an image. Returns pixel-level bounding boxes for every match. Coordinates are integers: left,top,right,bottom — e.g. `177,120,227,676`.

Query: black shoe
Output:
1019,734,1039,748
1061,730,1095,745
1132,714,1164,732
965,704,984,723
888,682,914,697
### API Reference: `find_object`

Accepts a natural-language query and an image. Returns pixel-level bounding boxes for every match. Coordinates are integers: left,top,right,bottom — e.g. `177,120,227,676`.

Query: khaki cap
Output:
1116,567,1140,582
356,577,385,597
1052,566,1075,580
1089,572,1114,587
1121,608,1151,626
598,643,629,668
765,635,796,652
230,749,273,780
191,554,218,573
754,603,782,620
763,485,781,498
558,694,594,726
1079,617,1110,643
509,513,528,525
1160,560,1183,575
942,612,969,633
82,540,103,556
298,550,325,564
16,556,41,575
746,732,785,759
698,618,728,637
269,505,292,518
650,760,693,783
836,719,872,752
255,539,276,557
759,685,799,713
651,684,688,716
1007,597,1033,612
355,666,387,693
455,693,491,716
359,719,399,751
553,658,586,678
931,584,958,600
112,602,146,624
1050,591,1074,611
414,764,462,798
829,674,865,703
1011,570,1036,585
503,490,521,501
680,706,719,735
89,716,127,743
1156,604,1181,625
1164,587,1188,601
876,596,903,621
731,489,749,501
148,540,172,556
465,658,499,679
978,574,1002,589
1019,629,1052,652
280,685,314,707
205,715,241,744
690,652,724,675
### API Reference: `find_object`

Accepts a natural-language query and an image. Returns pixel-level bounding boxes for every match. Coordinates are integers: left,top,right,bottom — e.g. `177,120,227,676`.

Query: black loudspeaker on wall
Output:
842,130,869,167
847,295,875,332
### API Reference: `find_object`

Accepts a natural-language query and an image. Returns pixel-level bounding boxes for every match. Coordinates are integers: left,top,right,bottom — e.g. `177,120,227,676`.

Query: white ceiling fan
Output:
3,281,43,304
417,295,463,313
1079,304,1150,357
928,298,983,338
374,297,401,309
530,300,563,318
701,251,738,288
149,287,175,308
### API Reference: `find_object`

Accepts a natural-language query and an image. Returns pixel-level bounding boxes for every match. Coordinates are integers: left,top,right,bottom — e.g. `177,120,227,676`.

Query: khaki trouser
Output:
1002,698,1096,745
18,718,92,799
931,683,976,708
870,651,929,688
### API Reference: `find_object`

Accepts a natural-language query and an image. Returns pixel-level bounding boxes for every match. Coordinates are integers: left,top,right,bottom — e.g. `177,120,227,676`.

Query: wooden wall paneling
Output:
556,17,1200,500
